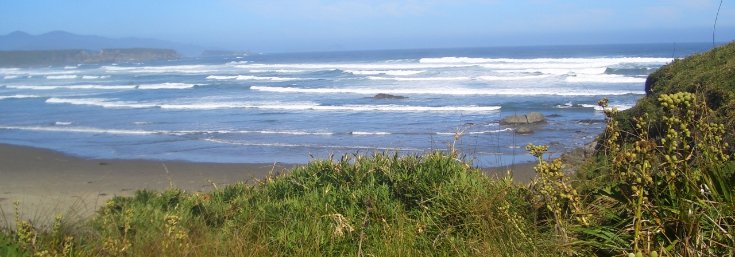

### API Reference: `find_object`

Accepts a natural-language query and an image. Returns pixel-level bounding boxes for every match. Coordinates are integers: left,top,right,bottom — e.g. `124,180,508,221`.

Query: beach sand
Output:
0,143,293,226
0,143,537,226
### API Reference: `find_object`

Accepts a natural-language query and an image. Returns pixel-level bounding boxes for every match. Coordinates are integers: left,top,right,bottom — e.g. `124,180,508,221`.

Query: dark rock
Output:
515,126,534,134
372,93,407,99
526,112,545,123
502,115,529,124
500,112,546,124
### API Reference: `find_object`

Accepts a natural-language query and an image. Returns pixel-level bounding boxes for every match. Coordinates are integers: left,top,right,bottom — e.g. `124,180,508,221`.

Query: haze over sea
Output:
0,43,714,166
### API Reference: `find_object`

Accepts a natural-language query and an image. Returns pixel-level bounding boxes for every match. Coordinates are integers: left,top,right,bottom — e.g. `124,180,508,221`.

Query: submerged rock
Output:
372,93,407,99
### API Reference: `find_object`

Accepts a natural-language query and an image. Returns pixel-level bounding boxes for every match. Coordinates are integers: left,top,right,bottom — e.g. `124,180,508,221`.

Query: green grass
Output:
1,152,563,256
2,42,734,257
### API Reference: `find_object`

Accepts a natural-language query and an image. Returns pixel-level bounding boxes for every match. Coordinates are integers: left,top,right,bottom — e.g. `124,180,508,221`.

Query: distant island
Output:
0,48,180,67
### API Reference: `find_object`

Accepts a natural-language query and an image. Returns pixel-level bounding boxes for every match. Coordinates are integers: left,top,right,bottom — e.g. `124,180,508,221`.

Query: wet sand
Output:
0,143,292,226
0,143,537,226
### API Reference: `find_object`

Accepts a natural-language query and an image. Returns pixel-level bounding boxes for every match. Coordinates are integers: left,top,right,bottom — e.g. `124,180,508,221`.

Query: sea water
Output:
0,43,713,167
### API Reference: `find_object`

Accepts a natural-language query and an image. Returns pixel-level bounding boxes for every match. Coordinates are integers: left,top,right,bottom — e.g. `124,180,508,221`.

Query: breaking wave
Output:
45,97,501,113
250,86,641,96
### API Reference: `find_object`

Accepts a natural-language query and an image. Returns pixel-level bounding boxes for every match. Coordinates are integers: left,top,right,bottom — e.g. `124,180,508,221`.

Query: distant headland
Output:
0,31,249,66
0,48,180,67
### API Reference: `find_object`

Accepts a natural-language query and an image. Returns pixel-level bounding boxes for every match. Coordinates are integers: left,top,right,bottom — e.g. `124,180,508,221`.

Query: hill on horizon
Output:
0,30,206,56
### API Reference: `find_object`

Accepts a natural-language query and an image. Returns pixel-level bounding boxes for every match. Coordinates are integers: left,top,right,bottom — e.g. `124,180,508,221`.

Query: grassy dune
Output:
2,152,562,256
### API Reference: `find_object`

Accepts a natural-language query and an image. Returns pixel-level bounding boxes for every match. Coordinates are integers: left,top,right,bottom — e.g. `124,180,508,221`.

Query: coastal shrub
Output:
581,93,735,256
618,41,735,149
526,143,589,248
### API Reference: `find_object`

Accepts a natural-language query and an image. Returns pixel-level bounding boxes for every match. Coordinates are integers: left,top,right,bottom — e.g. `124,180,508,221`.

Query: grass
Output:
2,42,734,257
1,152,564,256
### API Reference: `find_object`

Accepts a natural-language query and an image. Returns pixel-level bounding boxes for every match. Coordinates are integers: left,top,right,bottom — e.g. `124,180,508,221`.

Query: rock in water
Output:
372,93,407,99
500,112,546,124
515,126,534,134
526,112,545,123
500,112,546,134
501,115,528,124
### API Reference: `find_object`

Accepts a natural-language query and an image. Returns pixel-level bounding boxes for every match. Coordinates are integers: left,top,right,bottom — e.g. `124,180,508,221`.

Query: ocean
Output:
0,43,713,167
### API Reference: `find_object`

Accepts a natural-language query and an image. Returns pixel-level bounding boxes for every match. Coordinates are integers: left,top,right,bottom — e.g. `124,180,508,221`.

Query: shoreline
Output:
0,143,537,225
0,143,294,225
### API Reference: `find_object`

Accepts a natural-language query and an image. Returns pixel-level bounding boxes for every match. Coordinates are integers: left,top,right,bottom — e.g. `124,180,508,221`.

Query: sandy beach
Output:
0,143,536,226
0,143,294,225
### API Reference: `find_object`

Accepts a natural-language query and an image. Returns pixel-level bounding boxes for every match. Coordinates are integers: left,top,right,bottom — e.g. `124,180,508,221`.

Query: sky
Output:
1,0,734,52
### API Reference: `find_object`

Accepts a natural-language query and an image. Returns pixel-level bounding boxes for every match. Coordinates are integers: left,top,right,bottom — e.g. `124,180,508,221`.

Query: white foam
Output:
581,103,634,111
8,83,196,90
249,69,308,73
247,130,334,136
350,131,391,135
347,70,424,76
0,124,339,138
0,68,21,73
46,98,157,109
367,76,470,81
203,138,422,151
420,56,671,65
81,75,110,79
46,75,77,79
420,57,499,64
161,102,502,113
476,75,550,81
496,67,606,75
90,56,670,78
0,125,157,135
419,57,671,76
556,102,576,108
435,132,456,135
250,85,641,96
3,75,19,79
565,74,646,83
136,83,197,89
236,63,473,71
0,95,41,100
468,128,514,134
46,97,501,113
206,75,301,81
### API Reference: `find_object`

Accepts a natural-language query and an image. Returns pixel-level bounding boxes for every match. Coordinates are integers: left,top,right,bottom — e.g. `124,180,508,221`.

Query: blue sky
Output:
1,0,734,52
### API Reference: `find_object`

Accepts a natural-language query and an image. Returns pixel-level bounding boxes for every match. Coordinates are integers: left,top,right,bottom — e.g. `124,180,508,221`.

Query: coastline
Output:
0,143,293,225
0,143,538,225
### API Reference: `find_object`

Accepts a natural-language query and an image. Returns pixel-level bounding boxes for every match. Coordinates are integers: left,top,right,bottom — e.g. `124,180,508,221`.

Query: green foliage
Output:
526,144,589,246
620,41,735,148
580,92,735,256
2,152,564,256
0,233,28,257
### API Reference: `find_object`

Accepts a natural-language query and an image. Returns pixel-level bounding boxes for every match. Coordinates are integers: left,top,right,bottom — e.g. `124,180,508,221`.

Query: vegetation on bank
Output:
618,41,735,147
0,48,179,67
2,42,734,256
